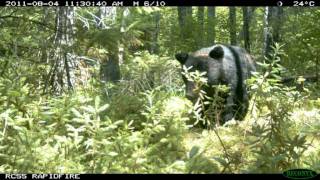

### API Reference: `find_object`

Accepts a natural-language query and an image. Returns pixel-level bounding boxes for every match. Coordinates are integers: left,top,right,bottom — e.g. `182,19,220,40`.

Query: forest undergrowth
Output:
0,47,320,174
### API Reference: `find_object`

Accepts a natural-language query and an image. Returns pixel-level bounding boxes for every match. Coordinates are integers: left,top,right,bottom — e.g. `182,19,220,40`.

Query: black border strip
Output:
0,0,318,7
0,173,302,180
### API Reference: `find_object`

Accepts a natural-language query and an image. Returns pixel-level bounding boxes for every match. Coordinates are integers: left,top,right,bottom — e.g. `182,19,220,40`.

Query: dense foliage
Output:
0,7,319,173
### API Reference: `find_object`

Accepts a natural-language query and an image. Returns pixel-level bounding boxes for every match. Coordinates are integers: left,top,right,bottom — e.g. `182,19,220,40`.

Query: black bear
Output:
175,44,256,124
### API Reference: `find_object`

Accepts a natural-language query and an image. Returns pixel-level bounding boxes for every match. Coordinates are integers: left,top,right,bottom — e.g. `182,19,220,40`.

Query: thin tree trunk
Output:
178,7,187,39
119,8,129,65
263,7,284,59
186,7,193,17
99,7,121,83
98,7,117,29
272,7,284,43
178,7,193,40
207,6,216,46
197,7,204,48
263,7,272,59
150,11,160,54
229,7,237,45
242,7,251,53
40,8,49,63
148,11,161,88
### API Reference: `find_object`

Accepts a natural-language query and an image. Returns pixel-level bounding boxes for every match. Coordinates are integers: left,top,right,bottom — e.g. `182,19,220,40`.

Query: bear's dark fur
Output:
175,44,256,125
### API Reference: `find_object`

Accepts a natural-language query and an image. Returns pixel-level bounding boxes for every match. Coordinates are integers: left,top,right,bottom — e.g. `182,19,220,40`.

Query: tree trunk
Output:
178,7,186,38
229,7,237,45
272,7,284,43
207,6,216,46
150,11,160,54
197,7,204,48
263,7,271,59
148,11,161,88
45,7,76,94
242,7,251,53
40,8,49,63
99,7,121,83
98,7,117,29
263,7,284,59
119,8,129,65
178,7,193,40
97,7,106,29
186,7,193,17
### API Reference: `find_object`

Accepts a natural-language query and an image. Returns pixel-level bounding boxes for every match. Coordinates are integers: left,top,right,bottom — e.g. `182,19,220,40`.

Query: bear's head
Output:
175,46,225,101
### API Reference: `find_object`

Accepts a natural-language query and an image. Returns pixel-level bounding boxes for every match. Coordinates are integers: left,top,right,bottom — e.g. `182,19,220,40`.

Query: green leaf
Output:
71,108,82,118
95,96,101,109
8,90,20,97
212,157,228,167
108,152,118,157
113,120,124,126
81,106,95,114
98,104,109,113
125,21,140,33
189,146,200,159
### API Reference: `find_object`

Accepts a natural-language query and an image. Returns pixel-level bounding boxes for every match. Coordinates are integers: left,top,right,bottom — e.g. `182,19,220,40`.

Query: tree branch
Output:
0,15,55,32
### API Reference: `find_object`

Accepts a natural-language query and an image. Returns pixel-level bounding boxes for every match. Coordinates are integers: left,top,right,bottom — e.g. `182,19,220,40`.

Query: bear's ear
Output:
209,46,224,60
175,53,188,64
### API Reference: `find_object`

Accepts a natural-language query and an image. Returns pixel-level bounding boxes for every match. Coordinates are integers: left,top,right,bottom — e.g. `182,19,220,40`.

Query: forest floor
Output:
182,105,320,173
